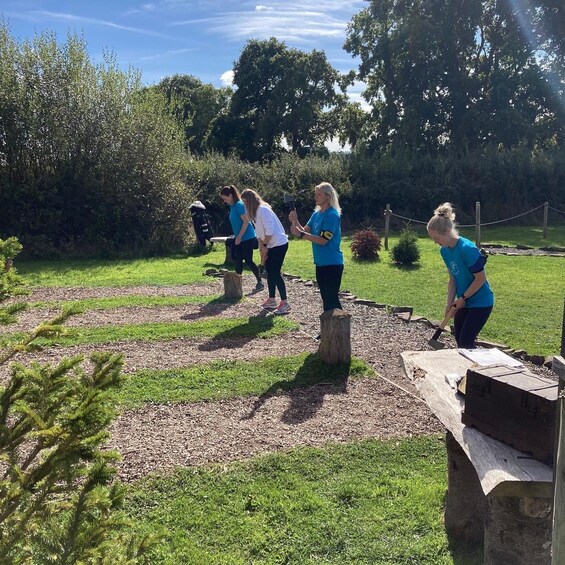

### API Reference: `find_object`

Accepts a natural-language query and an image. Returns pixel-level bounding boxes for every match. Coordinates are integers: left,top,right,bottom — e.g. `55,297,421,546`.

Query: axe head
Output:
428,338,446,350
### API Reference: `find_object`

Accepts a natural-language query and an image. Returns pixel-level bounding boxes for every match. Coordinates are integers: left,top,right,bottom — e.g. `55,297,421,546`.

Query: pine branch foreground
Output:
0,238,156,564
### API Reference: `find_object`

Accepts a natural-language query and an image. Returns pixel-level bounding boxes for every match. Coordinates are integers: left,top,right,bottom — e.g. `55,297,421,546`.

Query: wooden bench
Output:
401,349,553,564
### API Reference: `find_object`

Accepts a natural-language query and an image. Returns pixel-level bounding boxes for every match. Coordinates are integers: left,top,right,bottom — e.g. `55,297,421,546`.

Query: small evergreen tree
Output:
391,225,421,265
0,238,154,564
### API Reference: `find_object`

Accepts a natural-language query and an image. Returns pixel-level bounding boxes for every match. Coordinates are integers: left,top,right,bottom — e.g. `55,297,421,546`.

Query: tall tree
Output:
154,74,232,155
229,38,343,161
344,0,564,152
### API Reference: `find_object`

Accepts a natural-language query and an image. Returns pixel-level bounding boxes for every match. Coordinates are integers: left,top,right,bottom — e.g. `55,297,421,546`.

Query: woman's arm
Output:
453,270,487,310
235,213,250,245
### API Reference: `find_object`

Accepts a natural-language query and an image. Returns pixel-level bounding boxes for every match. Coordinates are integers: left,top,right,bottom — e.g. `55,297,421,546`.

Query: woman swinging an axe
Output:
427,202,494,349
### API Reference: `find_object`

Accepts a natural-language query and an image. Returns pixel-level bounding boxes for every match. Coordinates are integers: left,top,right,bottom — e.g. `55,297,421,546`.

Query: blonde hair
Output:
315,182,341,215
427,202,458,236
241,189,269,222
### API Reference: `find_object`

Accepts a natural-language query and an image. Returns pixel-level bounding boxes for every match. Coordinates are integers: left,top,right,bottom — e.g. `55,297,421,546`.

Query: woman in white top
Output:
241,189,290,314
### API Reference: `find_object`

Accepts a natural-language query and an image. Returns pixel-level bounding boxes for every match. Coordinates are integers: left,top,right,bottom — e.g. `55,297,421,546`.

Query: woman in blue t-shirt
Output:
427,202,494,348
220,185,263,291
289,182,344,312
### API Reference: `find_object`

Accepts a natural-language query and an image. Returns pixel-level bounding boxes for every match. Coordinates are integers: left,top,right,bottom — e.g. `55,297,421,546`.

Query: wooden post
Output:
444,431,486,543
561,298,565,357
553,356,565,565
484,495,552,564
475,201,481,248
223,272,243,299
318,309,351,365
543,201,549,240
384,204,391,251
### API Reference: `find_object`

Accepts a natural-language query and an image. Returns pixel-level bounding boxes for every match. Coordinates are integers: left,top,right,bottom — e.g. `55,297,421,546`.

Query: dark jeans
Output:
454,306,493,348
316,264,344,312
265,243,288,300
233,238,260,281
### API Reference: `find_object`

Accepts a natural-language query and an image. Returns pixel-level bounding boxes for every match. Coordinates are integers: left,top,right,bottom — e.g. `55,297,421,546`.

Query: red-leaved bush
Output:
350,229,382,260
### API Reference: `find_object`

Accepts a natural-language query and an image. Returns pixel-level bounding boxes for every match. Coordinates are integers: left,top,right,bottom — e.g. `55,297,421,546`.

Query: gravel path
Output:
4,275,552,481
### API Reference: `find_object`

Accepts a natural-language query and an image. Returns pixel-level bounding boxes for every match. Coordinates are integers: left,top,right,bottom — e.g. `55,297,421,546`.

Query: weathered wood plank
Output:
552,355,565,565
400,349,553,497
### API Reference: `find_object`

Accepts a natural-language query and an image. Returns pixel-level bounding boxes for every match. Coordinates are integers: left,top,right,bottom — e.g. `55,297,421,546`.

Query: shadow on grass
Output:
243,353,350,424
180,296,239,321
197,311,274,351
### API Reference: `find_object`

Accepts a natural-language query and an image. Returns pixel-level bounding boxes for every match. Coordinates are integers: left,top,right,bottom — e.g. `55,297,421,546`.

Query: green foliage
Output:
391,225,421,265
152,74,232,155
0,23,192,257
0,238,155,562
350,228,382,260
344,0,564,152
225,38,344,161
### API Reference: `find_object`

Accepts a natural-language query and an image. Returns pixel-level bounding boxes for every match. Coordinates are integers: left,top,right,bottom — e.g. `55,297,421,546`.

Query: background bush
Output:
350,229,382,260
391,225,421,265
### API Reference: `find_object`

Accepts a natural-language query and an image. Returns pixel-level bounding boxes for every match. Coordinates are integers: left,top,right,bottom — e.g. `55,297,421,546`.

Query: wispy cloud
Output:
171,1,364,45
28,10,177,40
139,47,196,61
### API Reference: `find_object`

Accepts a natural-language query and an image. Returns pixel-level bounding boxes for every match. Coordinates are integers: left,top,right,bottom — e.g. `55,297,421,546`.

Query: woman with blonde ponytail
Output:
427,202,494,348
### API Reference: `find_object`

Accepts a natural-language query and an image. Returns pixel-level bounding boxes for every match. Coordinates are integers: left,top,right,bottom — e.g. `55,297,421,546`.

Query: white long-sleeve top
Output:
254,204,288,248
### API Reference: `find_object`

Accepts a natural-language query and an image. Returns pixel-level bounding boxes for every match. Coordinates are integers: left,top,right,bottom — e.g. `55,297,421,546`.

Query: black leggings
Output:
453,306,493,348
233,238,260,281
316,264,344,312
265,243,288,300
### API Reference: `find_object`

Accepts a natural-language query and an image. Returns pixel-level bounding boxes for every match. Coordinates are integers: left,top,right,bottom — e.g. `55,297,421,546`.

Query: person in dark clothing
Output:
189,201,213,246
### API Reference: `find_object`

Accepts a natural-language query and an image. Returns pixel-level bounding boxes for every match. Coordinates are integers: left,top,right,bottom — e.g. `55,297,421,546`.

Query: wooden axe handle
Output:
431,306,456,341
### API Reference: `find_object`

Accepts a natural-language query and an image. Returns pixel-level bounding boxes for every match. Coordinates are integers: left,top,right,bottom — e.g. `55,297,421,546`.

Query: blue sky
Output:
2,0,366,96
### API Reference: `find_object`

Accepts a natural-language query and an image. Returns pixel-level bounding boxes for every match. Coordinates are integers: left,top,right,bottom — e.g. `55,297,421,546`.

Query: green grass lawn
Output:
14,226,564,355
125,435,481,564
118,353,371,409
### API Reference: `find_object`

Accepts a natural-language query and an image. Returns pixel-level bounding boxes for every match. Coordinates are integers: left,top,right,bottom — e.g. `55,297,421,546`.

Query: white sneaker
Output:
274,301,291,315
261,298,277,310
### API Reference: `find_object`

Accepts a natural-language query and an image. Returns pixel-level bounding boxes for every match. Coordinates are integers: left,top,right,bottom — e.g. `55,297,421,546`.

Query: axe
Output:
429,305,456,350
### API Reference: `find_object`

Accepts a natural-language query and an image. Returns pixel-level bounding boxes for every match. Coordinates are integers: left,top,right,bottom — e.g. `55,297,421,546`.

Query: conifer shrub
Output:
391,225,421,265
0,237,155,564
350,228,382,260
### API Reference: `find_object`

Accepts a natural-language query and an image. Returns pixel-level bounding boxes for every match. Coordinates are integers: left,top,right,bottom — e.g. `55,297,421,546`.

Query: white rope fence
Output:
383,201,565,249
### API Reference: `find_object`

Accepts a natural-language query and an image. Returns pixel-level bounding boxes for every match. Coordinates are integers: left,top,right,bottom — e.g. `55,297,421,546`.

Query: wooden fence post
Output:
384,204,391,251
475,201,481,248
543,202,549,240
552,355,565,565
318,309,351,365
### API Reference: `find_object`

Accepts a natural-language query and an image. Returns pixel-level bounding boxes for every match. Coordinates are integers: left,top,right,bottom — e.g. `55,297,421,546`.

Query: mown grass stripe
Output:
117,354,372,409
29,294,222,311
0,316,298,347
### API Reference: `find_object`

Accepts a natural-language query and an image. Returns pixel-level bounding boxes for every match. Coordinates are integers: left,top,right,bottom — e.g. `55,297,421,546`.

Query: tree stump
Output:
484,495,552,564
444,431,485,543
223,272,242,299
318,308,351,365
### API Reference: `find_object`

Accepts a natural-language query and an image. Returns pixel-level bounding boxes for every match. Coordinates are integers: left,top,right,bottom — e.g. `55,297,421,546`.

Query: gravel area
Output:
2,275,556,481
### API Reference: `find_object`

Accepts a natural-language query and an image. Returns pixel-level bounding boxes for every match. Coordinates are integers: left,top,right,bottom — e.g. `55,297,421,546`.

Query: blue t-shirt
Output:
440,237,494,308
229,200,256,241
306,208,344,267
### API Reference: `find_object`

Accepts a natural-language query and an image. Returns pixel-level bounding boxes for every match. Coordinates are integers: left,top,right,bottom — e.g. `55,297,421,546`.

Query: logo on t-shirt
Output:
450,261,460,275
